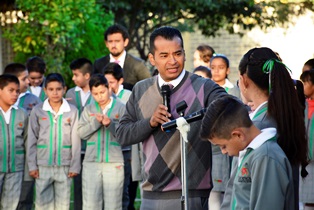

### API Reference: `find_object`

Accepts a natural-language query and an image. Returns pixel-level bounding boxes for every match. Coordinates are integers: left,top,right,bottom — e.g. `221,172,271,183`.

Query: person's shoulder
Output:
67,87,76,92
126,53,145,63
30,102,44,115
94,55,110,65
84,102,96,110
123,88,132,95
114,98,126,107
254,140,287,161
25,92,41,103
189,72,217,86
68,103,78,111
134,76,155,87
16,106,28,117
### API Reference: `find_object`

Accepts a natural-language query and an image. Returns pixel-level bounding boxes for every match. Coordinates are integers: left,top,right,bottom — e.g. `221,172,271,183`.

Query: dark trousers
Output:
123,150,132,210
73,154,85,210
16,180,35,210
128,179,139,210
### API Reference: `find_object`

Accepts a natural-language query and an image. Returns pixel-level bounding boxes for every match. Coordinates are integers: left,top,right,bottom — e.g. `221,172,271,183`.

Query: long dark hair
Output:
239,47,308,166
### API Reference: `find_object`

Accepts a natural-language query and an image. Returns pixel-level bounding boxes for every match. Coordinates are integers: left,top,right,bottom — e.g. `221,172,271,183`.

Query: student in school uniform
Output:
103,62,132,103
4,63,41,116
65,58,93,210
200,96,295,210
77,74,125,210
221,47,308,210
0,74,28,210
27,73,81,210
300,69,314,210
66,58,93,114
3,63,41,210
26,56,47,101
103,63,141,210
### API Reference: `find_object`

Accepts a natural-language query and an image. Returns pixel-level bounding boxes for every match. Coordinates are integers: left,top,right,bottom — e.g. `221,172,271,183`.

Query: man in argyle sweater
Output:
116,26,227,210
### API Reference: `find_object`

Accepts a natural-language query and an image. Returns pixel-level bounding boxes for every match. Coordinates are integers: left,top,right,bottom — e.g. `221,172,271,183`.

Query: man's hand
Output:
150,104,171,128
95,114,103,123
29,170,39,179
102,115,111,127
68,172,78,178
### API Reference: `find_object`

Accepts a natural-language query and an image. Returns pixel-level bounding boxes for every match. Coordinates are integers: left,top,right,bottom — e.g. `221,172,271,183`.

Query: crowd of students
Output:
1,25,314,210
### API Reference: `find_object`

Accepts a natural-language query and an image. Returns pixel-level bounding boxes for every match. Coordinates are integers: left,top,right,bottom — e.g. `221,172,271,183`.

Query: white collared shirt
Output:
238,127,277,166
158,70,186,89
109,50,126,68
116,85,124,96
75,86,91,106
102,97,113,115
30,86,42,98
222,78,234,89
0,105,18,124
43,98,71,123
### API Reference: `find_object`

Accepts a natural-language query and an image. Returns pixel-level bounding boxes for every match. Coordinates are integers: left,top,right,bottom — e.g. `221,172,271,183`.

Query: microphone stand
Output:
175,102,189,210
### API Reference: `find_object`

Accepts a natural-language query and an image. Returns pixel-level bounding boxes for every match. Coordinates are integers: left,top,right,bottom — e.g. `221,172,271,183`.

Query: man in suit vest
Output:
94,24,151,90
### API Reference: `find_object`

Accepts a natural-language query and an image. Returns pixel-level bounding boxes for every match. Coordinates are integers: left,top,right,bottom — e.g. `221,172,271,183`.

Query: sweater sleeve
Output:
106,103,126,137
27,108,39,171
69,109,81,174
116,87,155,146
77,106,102,140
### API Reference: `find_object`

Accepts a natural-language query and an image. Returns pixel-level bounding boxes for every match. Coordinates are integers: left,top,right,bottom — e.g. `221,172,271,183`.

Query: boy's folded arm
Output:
77,111,102,140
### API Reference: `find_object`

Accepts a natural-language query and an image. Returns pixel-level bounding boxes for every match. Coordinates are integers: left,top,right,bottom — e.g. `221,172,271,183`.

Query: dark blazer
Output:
94,53,151,90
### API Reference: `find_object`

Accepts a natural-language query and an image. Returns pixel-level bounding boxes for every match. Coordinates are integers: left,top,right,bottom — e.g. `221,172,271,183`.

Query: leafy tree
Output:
3,0,113,87
99,0,314,61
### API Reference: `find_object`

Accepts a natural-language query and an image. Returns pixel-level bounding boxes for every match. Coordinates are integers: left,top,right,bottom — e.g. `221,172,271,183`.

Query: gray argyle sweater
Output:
117,71,227,199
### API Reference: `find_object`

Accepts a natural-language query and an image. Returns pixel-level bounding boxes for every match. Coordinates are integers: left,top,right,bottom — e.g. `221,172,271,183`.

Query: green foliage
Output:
3,0,113,88
99,0,314,61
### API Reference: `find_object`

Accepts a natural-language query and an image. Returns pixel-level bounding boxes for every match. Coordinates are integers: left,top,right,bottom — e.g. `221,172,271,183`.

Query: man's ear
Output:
124,38,129,48
84,73,91,80
118,78,124,85
231,128,243,140
148,53,156,66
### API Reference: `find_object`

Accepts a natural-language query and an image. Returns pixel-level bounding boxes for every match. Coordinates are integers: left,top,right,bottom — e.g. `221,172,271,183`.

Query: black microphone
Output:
161,107,208,131
161,84,172,114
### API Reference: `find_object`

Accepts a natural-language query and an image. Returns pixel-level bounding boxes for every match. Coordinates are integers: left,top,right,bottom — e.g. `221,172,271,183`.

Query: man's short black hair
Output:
4,63,26,77
26,56,46,74
0,74,19,89
89,74,109,90
70,58,93,75
102,63,123,81
149,26,184,55
104,24,129,41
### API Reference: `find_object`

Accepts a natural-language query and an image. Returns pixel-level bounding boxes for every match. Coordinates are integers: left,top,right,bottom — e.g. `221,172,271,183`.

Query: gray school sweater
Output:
77,99,125,163
65,87,93,115
0,107,28,172
27,102,81,174
232,135,294,210
17,92,41,116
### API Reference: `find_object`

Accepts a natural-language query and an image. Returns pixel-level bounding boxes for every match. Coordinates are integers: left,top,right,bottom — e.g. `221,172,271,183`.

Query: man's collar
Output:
158,70,186,89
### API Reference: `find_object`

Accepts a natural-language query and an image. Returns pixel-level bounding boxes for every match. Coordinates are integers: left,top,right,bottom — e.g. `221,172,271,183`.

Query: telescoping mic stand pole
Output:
175,101,189,210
